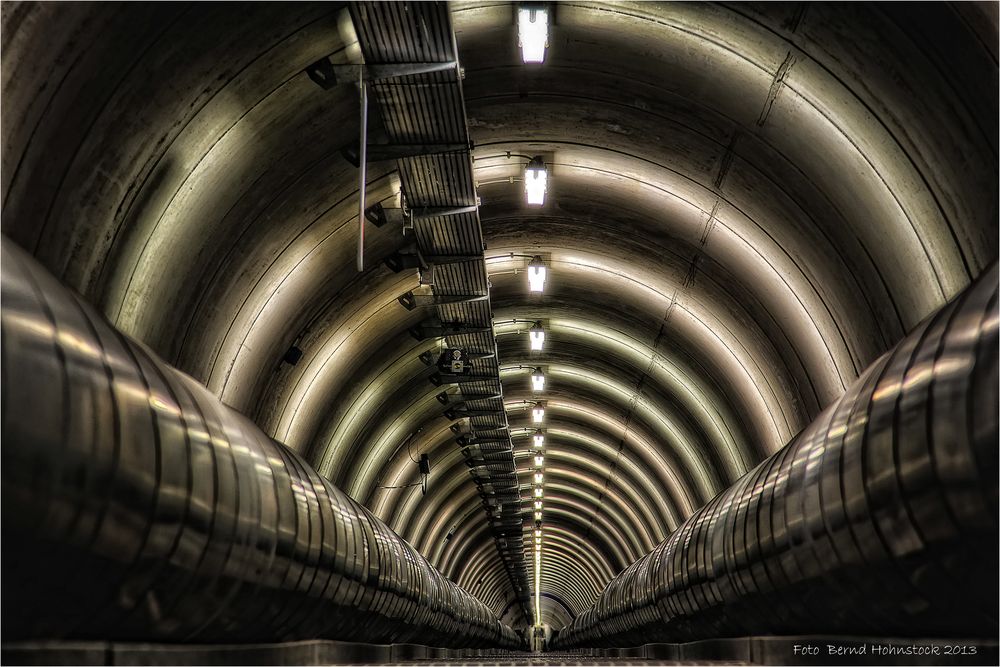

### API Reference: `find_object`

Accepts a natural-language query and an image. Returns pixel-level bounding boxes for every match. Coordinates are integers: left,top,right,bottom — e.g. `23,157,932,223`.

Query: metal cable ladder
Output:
342,1,533,625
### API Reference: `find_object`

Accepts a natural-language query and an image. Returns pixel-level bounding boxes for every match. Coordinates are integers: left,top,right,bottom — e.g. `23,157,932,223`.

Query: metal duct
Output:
0,236,522,650
551,264,999,648
347,1,532,623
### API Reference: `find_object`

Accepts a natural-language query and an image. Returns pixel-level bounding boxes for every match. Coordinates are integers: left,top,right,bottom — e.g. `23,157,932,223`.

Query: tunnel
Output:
1,1,998,665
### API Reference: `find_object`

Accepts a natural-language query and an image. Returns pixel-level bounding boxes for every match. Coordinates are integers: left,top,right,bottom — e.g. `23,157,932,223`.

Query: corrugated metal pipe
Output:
552,263,998,648
0,236,523,650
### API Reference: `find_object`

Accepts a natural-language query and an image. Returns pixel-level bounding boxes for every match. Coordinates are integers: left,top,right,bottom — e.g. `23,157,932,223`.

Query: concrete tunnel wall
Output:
1,0,997,631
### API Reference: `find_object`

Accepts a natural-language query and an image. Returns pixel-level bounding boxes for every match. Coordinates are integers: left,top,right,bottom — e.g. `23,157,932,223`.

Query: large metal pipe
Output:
552,264,999,648
0,236,523,649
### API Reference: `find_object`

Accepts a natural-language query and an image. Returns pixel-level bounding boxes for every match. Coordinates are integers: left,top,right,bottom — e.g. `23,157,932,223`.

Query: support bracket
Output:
410,205,479,220
410,321,492,341
445,408,507,420
343,142,472,167
387,250,483,275
364,202,405,228
430,372,497,386
305,57,459,90
398,291,489,310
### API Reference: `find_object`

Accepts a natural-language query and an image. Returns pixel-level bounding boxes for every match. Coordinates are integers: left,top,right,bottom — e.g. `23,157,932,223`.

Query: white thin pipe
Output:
358,71,368,272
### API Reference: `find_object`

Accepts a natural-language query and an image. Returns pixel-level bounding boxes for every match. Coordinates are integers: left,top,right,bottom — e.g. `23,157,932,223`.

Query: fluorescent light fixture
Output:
534,500,543,510
535,511,542,521
532,404,545,423
535,541,542,630
529,322,545,350
518,7,548,63
534,472,544,484
535,529,542,537
528,257,547,292
534,486,543,497
534,455,544,466
531,368,545,391
533,429,545,447
525,157,547,206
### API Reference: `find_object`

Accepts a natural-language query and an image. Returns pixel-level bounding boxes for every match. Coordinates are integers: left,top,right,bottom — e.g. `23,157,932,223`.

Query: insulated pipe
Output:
0,236,522,649
551,264,999,648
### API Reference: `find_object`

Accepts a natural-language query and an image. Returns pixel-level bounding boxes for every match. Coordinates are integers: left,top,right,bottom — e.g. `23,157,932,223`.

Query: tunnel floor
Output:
4,638,997,667
386,657,744,665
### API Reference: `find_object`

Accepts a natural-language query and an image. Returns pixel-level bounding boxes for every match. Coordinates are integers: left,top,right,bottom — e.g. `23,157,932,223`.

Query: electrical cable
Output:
377,481,424,490
474,151,535,163
374,427,424,489
406,429,420,463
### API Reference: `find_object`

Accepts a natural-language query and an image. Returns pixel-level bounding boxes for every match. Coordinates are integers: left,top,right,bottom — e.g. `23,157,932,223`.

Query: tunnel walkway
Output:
405,658,723,664
4,637,998,666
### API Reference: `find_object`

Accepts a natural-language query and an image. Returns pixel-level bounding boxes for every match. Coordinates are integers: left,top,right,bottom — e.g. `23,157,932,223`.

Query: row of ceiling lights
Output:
526,256,547,628
521,5,550,214
531,397,545,629
517,4,551,629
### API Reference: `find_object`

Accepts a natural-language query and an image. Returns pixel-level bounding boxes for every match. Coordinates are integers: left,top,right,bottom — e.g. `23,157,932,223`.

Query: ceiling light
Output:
533,429,545,447
534,454,544,466
518,7,548,63
529,322,545,350
534,472,544,484
534,486,543,497
528,256,547,292
534,511,542,520
534,500,542,510
531,368,545,391
535,529,542,537
524,157,547,206
532,403,545,423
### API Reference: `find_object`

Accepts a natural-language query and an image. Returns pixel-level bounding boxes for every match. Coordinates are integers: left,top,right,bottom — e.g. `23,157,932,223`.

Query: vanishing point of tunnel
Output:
1,2,998,665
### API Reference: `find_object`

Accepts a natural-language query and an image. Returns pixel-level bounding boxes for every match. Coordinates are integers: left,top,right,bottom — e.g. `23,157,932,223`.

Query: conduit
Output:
0,236,523,649
552,263,998,647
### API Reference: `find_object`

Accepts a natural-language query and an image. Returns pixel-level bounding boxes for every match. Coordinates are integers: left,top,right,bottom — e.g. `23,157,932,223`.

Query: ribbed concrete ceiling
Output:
2,0,997,630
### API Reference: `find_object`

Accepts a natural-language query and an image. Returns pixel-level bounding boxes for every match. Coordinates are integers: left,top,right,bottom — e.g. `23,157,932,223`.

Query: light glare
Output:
518,8,549,63
529,326,545,351
531,370,545,391
528,264,547,292
525,164,547,205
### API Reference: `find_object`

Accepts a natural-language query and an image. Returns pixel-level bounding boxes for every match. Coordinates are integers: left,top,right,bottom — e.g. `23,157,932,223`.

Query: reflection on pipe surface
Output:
0,237,522,649
552,264,999,648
